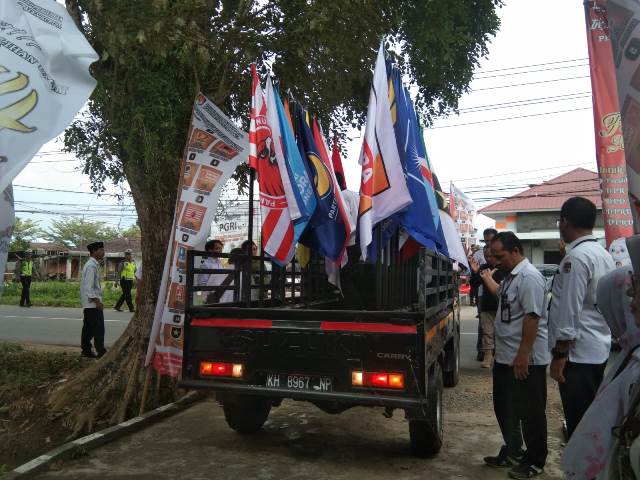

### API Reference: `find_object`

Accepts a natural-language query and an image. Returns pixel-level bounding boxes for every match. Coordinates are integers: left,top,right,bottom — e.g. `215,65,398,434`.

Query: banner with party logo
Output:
145,93,249,377
584,1,635,244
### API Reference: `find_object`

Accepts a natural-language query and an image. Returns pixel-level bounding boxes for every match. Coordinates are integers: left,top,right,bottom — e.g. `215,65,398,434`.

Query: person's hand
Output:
95,299,104,311
512,351,529,380
480,268,496,281
550,357,567,383
470,258,480,273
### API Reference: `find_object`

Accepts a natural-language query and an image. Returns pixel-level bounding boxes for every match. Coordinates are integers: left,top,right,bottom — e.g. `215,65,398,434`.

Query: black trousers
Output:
558,360,607,438
81,308,105,355
115,279,134,311
493,362,548,467
20,276,31,305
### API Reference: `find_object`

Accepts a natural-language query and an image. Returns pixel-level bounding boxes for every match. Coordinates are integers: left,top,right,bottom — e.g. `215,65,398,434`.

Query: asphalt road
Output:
0,305,132,348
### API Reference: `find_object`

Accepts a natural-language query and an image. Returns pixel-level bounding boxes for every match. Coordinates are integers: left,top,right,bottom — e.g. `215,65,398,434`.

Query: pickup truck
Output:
180,241,460,456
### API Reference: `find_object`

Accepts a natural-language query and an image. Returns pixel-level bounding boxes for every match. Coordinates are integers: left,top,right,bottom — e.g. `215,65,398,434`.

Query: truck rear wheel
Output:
223,395,272,434
443,332,460,388
409,363,444,456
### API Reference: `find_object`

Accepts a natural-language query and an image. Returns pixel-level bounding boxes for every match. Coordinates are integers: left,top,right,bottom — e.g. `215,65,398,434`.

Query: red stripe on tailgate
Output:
320,322,416,334
191,318,273,328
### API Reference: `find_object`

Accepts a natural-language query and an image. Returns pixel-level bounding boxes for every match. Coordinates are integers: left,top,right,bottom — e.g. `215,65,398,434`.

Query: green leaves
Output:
63,0,501,245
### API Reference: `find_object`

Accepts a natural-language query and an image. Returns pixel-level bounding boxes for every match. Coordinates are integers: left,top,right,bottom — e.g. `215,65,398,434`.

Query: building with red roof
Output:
479,168,604,264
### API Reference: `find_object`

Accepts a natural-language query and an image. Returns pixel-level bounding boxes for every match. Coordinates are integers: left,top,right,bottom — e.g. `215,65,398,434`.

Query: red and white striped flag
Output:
249,65,296,264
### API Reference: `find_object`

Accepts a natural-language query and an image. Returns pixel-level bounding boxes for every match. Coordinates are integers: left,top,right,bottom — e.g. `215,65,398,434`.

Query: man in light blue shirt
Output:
480,231,548,479
548,197,615,438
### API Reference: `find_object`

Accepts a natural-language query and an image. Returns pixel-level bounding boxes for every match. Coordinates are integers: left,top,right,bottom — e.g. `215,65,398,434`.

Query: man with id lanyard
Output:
480,231,549,479
548,197,614,439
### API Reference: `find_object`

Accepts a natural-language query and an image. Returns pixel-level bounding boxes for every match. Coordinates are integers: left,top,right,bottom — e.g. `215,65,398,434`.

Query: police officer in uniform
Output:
548,197,615,438
18,252,33,307
80,241,106,358
114,248,136,312
481,232,549,479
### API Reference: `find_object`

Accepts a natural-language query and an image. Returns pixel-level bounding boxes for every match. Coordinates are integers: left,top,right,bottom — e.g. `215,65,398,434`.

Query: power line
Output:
442,162,594,184
474,58,588,75
457,92,591,114
13,184,125,197
428,106,592,129
472,75,591,92
474,63,589,80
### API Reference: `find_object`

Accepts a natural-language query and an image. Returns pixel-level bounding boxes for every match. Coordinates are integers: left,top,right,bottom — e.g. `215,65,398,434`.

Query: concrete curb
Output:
1,391,200,480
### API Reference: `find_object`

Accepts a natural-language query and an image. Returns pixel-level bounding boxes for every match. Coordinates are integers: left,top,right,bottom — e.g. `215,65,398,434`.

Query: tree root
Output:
48,302,171,438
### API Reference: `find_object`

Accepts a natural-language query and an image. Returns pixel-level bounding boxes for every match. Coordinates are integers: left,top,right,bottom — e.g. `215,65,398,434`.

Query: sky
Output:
13,0,596,239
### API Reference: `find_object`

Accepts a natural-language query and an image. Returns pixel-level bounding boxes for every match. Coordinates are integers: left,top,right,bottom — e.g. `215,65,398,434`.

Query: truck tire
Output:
443,332,460,388
409,363,444,456
223,396,272,434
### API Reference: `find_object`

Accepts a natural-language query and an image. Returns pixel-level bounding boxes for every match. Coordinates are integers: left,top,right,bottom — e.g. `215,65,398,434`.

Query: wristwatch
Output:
551,348,568,359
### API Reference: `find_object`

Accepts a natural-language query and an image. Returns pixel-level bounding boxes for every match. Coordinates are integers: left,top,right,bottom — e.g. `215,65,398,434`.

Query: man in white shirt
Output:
80,241,106,358
548,197,615,438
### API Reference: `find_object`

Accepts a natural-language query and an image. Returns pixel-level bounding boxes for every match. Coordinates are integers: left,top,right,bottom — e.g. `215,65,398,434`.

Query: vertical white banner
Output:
145,93,249,376
0,186,15,296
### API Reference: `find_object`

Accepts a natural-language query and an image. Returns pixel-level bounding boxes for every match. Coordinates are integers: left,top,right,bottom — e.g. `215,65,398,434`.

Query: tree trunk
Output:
49,194,179,436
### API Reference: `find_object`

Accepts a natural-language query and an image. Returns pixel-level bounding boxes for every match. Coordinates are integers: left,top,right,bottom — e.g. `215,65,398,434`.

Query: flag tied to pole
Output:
357,44,412,260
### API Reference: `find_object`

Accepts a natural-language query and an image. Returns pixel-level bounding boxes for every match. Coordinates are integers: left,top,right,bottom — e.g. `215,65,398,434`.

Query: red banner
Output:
585,2,635,245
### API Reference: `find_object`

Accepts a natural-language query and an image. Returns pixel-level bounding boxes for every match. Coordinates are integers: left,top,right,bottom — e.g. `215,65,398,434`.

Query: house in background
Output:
479,168,604,265
5,236,142,281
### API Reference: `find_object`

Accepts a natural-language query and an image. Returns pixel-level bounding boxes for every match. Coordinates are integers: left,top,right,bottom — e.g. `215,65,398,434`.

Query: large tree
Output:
53,0,502,433
43,218,120,249
9,217,40,251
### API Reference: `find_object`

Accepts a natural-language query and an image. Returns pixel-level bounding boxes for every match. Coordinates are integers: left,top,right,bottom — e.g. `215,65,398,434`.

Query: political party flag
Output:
358,43,412,260
265,76,316,263
389,66,444,254
312,118,351,261
0,1,98,193
249,66,297,264
332,140,347,191
294,107,348,261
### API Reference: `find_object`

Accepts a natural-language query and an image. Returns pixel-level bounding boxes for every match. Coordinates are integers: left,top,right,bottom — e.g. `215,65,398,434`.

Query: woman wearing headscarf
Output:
561,263,640,479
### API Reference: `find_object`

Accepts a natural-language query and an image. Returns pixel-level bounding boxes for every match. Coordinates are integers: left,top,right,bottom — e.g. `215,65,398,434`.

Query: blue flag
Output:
293,106,347,261
268,81,317,245
390,67,447,254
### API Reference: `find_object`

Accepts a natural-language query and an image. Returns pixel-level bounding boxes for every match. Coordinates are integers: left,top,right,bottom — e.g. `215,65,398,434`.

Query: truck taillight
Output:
351,371,404,389
200,362,243,378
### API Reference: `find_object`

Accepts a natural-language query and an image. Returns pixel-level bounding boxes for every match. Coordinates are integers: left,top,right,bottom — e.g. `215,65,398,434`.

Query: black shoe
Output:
508,463,544,479
114,307,123,312
96,349,107,358
484,446,524,468
81,351,97,358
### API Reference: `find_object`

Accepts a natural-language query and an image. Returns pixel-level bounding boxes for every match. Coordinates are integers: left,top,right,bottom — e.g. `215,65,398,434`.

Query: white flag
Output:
357,43,412,260
0,0,98,192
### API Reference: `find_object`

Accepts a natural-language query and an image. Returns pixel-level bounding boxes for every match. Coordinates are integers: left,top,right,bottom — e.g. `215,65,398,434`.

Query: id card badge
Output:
500,297,511,323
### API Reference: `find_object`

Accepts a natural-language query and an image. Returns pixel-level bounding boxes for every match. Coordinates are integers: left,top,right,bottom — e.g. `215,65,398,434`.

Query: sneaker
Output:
508,463,544,479
81,351,97,358
484,446,524,468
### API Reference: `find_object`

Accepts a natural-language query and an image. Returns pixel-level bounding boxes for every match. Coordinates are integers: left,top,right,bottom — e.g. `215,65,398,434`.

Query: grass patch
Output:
0,281,136,308
0,342,90,468
0,343,85,403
